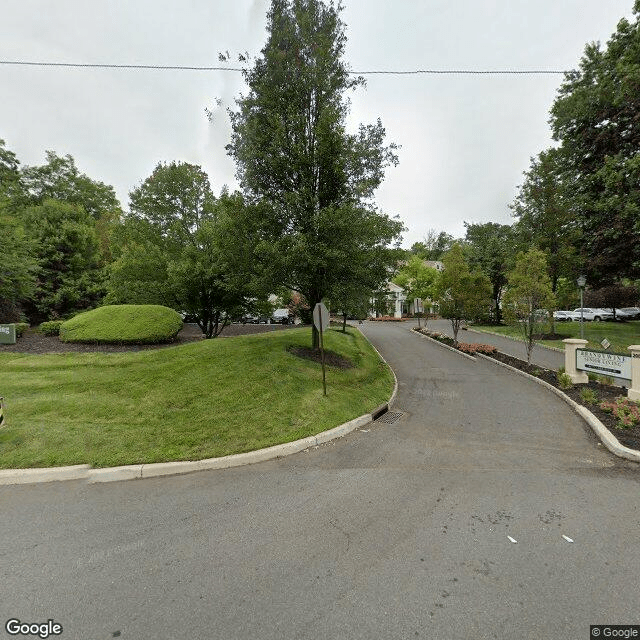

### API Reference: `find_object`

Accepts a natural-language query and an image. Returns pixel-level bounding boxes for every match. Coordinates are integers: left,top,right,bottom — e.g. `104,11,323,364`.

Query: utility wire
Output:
0,60,570,75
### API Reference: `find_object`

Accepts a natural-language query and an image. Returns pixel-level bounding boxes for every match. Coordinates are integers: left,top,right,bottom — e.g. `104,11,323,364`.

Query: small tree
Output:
393,255,438,324
502,248,556,363
435,243,492,346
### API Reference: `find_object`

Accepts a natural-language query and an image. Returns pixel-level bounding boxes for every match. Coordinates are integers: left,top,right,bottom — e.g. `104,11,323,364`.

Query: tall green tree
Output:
109,162,256,338
227,0,403,348
410,230,456,261
464,221,519,324
502,248,556,363
22,199,103,320
20,151,122,264
550,2,640,283
511,149,580,294
435,243,492,346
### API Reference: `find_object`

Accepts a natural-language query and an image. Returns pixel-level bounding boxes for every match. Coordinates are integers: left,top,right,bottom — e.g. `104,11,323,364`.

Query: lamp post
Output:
577,275,586,340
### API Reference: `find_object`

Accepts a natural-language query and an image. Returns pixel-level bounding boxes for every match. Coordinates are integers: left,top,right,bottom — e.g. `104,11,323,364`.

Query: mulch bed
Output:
287,346,354,369
0,323,303,355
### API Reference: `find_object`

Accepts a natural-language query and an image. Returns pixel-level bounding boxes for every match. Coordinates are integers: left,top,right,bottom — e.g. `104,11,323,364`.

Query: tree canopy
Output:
550,2,640,283
109,162,256,338
227,0,403,346
435,243,492,346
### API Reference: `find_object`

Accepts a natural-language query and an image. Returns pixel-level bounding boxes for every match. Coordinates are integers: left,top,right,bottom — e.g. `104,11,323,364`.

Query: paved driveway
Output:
1,322,638,640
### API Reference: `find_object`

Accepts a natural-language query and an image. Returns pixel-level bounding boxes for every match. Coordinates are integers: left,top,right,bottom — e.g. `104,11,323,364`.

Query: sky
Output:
0,0,636,248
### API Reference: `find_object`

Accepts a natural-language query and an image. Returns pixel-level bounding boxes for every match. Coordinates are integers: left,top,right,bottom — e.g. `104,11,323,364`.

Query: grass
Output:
472,320,640,353
60,304,183,344
0,327,393,469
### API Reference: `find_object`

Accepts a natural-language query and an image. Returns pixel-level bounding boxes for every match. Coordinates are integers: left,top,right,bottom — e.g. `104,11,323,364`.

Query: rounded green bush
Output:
59,305,183,344
39,320,64,336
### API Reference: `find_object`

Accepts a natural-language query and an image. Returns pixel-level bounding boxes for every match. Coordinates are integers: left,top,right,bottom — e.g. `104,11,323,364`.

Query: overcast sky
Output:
0,1,635,248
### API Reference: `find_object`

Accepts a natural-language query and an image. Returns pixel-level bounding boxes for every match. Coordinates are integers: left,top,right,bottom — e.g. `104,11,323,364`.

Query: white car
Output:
572,308,614,321
553,310,578,322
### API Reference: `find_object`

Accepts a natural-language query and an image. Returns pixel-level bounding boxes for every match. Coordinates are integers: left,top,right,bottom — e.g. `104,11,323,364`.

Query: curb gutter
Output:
0,329,398,486
476,352,640,463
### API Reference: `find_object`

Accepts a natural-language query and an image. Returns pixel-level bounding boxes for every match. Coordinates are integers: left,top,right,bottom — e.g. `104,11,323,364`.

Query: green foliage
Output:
503,248,556,363
14,322,29,338
39,320,64,336
108,163,256,338
558,372,573,389
599,397,640,429
464,221,519,323
435,243,492,346
550,8,640,283
226,0,403,347
579,387,598,405
0,209,38,321
21,199,103,320
59,305,182,344
393,255,438,308
410,230,455,261
511,149,580,296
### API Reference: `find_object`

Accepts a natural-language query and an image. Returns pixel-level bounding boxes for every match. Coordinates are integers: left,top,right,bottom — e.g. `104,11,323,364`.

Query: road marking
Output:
507,536,518,543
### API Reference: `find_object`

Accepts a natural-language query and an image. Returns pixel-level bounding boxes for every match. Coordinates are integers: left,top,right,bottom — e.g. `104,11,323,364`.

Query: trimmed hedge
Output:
59,305,183,344
15,323,29,338
39,320,64,336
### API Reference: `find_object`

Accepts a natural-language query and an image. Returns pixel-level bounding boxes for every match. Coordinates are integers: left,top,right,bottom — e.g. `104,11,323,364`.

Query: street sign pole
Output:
313,303,329,397
318,313,327,397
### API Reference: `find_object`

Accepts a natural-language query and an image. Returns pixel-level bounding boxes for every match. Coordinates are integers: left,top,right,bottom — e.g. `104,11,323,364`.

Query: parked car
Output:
271,308,292,324
572,308,614,321
620,307,640,320
603,307,640,321
553,310,577,322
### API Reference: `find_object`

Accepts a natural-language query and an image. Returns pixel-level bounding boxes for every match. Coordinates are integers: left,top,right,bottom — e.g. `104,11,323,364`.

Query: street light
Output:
577,275,586,340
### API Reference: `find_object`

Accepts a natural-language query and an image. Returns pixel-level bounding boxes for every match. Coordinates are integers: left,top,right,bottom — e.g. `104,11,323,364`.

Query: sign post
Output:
313,303,329,396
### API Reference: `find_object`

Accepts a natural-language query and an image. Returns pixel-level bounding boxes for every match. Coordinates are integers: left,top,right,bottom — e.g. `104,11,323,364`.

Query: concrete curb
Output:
410,327,477,361
466,327,564,353
354,324,398,407
0,329,398,486
475,352,640,463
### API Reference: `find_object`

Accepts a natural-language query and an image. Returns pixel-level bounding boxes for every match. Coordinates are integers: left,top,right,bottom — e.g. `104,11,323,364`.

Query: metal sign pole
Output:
318,314,327,397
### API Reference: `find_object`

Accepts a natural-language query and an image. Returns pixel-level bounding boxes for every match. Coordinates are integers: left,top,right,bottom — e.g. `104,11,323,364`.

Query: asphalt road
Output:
1,322,638,640
426,318,565,371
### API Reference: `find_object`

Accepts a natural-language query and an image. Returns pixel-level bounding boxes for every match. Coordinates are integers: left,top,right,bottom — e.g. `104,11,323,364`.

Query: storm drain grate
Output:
374,411,404,424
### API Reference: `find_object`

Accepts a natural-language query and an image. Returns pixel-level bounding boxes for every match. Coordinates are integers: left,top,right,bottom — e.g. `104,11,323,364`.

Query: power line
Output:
0,60,570,75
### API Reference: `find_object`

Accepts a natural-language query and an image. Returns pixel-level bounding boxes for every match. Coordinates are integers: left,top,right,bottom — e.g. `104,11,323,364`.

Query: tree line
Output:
397,1,640,328
0,0,404,347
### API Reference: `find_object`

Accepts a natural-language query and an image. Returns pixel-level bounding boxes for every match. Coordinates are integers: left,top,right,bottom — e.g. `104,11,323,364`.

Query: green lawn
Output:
0,327,393,469
472,320,640,353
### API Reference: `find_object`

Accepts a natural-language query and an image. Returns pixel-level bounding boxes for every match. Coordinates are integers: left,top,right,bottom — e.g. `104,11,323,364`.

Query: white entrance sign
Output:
576,349,632,380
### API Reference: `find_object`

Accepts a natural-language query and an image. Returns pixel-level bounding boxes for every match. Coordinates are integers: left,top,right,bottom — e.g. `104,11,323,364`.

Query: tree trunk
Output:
342,312,347,332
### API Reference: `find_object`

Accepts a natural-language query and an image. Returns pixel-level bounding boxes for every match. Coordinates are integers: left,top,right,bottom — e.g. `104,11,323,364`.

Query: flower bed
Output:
417,329,496,355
